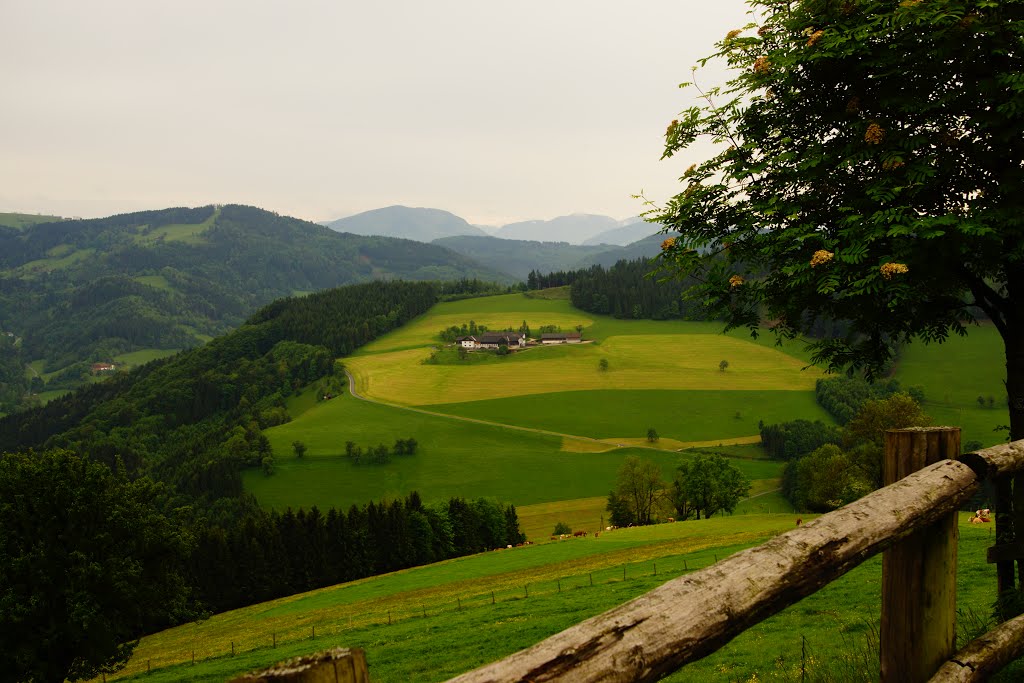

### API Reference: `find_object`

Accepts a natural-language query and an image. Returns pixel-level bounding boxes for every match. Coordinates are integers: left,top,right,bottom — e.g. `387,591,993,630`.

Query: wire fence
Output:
112,546,736,679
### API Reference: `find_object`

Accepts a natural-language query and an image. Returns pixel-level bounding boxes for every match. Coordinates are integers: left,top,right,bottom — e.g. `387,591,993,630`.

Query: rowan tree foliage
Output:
654,0,1024,439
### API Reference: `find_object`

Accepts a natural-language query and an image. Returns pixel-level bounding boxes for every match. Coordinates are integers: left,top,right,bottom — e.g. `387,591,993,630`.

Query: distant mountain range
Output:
432,233,669,281
325,206,660,246
324,206,487,241
0,205,511,383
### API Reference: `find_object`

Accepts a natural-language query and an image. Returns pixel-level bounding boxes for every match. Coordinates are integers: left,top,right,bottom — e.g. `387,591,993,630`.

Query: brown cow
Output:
573,530,587,537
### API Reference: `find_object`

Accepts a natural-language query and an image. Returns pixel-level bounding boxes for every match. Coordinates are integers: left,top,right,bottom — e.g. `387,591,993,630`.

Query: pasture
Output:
109,514,1001,683
429,389,831,442
245,389,784,515
893,323,1008,447
346,335,821,406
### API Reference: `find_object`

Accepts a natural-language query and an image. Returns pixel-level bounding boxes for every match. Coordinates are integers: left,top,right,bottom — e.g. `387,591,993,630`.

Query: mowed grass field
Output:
109,514,1002,683
245,388,785,517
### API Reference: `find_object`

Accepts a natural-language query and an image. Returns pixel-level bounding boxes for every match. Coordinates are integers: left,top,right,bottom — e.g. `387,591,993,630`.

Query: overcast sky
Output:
1,1,752,226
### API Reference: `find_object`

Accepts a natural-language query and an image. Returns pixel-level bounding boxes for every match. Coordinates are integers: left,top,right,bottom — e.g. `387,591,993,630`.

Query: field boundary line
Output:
343,370,761,453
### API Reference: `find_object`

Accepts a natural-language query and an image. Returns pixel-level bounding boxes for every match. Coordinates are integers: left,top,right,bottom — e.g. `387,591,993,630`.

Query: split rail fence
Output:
239,427,1024,682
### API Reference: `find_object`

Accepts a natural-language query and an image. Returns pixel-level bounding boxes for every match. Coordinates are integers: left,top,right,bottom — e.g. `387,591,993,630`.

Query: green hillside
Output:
892,323,1008,447
246,293,824,514
0,204,510,399
0,212,63,230
107,513,1002,683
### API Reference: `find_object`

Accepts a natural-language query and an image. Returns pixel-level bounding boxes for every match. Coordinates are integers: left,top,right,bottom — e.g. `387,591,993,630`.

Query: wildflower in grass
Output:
810,249,834,267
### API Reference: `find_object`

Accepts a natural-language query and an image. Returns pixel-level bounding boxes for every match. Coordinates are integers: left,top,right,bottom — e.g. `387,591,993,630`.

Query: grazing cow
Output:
666,517,675,523
573,530,587,538
971,516,985,524
974,508,992,523
796,518,803,526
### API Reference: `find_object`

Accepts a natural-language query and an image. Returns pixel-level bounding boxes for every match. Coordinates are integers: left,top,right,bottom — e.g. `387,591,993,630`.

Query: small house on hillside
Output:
456,335,479,349
540,332,582,345
90,362,116,374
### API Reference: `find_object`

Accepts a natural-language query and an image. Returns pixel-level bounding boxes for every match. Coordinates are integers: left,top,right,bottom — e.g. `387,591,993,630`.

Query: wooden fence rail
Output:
446,431,1023,683
239,433,1024,683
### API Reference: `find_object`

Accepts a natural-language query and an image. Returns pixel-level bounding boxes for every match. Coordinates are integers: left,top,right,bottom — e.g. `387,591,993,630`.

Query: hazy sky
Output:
1,1,752,226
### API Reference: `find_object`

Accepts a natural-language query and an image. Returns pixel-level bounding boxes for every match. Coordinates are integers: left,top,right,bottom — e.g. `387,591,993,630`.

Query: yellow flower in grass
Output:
729,275,745,288
661,237,676,251
810,249,834,267
880,262,909,279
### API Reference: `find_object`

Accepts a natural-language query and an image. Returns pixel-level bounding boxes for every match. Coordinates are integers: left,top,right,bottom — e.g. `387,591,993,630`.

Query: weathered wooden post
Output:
881,427,960,683
231,647,369,683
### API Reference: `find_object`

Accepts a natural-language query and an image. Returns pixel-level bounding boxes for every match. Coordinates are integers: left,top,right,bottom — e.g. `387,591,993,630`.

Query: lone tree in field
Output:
654,1,1024,591
719,359,729,372
646,427,660,443
292,440,306,459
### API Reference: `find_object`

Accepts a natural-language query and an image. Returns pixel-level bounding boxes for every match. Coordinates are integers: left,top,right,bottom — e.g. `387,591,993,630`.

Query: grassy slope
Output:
893,323,1008,447
248,294,826,513
0,212,61,229
112,514,999,683
245,388,784,514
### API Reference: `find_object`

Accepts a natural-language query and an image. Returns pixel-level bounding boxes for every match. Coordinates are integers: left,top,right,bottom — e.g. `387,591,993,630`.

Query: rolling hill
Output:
0,204,510,390
324,205,489,241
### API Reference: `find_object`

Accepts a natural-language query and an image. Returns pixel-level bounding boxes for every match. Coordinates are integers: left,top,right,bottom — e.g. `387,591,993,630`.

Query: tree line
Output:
189,491,523,614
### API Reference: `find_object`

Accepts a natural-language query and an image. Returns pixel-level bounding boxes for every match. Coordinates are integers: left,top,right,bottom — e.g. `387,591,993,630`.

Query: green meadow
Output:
429,389,832,442
245,389,784,516
893,323,1008,447
248,293,827,516
109,514,1002,683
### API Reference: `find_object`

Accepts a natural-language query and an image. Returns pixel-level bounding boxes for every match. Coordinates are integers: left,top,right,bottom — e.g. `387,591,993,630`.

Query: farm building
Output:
456,333,526,350
540,332,581,344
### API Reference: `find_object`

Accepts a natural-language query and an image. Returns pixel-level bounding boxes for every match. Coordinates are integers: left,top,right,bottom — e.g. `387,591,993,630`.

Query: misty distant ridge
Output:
325,205,659,245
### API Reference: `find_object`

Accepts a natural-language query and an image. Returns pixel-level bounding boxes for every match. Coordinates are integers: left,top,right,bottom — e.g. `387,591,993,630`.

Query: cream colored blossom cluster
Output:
753,56,771,74
810,249,834,267
865,123,885,144
729,275,745,288
661,237,676,251
880,262,909,279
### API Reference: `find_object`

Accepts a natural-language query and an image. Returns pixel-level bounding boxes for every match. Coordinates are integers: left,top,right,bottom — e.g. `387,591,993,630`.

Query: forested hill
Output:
0,204,509,387
0,280,442,484
0,279,527,621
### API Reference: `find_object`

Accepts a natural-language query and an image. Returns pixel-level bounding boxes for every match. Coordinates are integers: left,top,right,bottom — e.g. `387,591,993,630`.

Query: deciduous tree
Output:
655,0,1024,439
671,454,750,520
610,456,665,525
